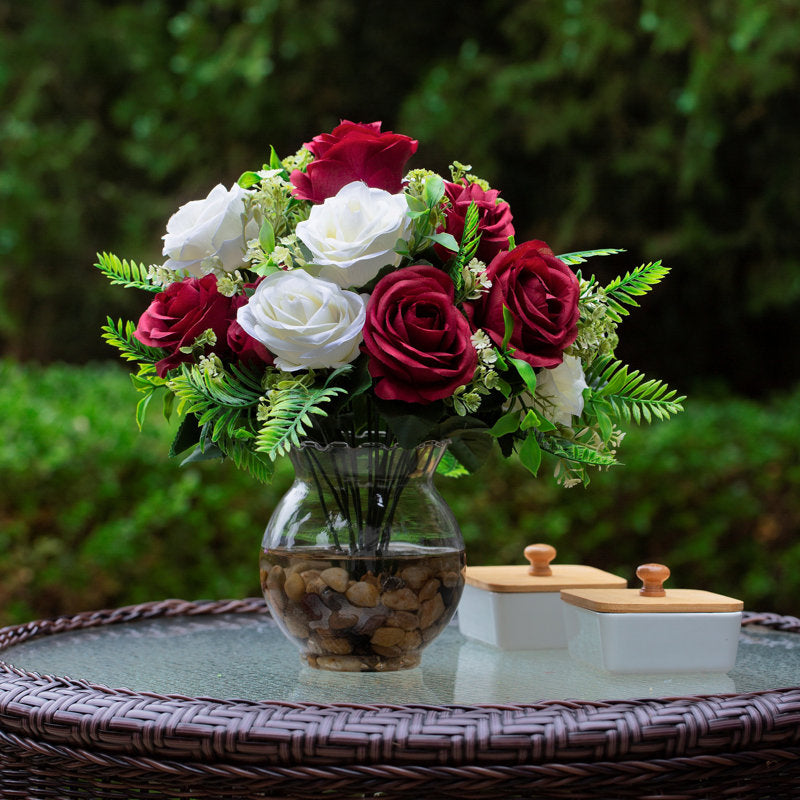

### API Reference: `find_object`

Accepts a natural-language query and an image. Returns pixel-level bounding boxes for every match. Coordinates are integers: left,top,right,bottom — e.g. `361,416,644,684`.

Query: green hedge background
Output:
2,0,800,622
1,360,797,625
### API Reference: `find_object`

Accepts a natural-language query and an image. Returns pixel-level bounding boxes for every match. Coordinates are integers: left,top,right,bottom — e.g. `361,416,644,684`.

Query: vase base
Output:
303,651,422,672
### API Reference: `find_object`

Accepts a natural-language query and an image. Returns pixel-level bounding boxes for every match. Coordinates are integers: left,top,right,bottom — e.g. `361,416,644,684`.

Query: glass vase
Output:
259,440,465,672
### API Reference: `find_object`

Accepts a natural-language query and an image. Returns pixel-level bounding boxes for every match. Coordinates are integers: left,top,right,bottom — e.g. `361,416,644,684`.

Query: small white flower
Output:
295,181,412,288
162,183,259,276
237,270,366,372
535,355,589,426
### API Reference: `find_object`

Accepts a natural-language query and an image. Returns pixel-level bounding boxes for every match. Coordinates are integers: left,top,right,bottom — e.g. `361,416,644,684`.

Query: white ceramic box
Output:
457,544,627,650
561,564,743,673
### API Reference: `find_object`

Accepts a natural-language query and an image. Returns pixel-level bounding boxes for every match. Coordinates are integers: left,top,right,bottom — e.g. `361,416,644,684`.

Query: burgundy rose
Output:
134,274,235,377
290,120,418,204
362,265,478,404
227,294,274,368
437,180,515,263
465,240,579,369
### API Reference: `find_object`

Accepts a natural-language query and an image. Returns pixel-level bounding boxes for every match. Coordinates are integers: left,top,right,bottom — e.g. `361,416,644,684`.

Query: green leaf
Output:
490,411,520,437
521,409,556,432
509,357,537,394
557,248,626,265
424,174,445,207
379,404,441,449
135,389,155,431
406,193,429,214
426,232,459,252
436,449,469,478
517,434,542,475
435,416,494,472
269,145,283,171
162,390,175,421
259,218,275,253
238,171,262,188
181,440,224,464
501,306,515,351
169,414,201,458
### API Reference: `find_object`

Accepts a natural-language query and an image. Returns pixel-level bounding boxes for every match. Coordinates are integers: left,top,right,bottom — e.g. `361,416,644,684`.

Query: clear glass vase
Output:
259,440,465,672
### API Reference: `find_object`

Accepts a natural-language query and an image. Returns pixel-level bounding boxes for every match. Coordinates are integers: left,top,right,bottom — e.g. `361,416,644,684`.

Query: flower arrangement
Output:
96,120,684,489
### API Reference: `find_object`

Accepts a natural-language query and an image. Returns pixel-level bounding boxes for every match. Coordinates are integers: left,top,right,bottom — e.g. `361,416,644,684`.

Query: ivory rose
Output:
236,269,366,372
534,355,589,426
162,183,258,276
295,181,412,289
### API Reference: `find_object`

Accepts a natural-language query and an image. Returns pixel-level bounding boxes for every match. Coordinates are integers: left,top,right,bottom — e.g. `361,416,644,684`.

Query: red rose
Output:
290,120,418,204
438,180,515,262
362,265,478,404
134,274,235,377
465,240,579,369
228,294,274,368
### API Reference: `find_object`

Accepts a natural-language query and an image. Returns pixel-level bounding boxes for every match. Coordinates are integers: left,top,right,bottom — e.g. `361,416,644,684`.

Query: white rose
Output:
295,181,412,288
237,270,366,372
534,355,589,426
162,183,258,276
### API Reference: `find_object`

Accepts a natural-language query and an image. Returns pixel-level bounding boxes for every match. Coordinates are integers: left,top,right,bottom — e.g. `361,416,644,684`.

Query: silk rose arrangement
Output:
97,120,683,487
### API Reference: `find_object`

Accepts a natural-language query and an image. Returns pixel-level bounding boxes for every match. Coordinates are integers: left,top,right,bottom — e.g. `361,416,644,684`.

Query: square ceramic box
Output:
561,567,743,673
457,544,627,650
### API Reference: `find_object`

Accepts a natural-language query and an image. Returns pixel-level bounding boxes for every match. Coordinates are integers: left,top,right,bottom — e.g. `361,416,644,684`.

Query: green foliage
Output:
586,355,686,424
255,373,349,459
0,361,798,625
170,362,263,444
101,317,165,364
94,252,160,292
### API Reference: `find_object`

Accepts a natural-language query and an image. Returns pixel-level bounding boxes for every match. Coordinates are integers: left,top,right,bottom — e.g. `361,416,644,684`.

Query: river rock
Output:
284,572,306,603
320,567,349,593
346,581,380,607
382,587,419,611
400,565,430,590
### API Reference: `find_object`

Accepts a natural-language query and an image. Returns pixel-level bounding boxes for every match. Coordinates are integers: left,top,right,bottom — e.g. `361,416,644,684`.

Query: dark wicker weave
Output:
1,599,800,799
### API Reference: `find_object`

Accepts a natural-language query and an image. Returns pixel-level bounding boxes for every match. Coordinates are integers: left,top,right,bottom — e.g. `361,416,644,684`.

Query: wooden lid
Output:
560,562,743,612
465,544,626,593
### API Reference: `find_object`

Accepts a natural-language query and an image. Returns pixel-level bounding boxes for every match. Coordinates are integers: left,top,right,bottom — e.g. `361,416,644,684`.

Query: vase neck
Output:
289,440,447,482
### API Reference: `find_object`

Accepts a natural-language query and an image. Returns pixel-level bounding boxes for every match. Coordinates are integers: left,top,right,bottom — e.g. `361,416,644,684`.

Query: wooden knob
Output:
524,543,556,577
637,563,670,597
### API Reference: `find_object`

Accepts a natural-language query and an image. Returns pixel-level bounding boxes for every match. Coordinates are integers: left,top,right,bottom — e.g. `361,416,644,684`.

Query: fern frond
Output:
537,433,619,467
557,248,625,265
170,364,263,443
217,437,275,484
602,261,670,321
587,356,685,424
256,381,348,460
101,317,165,364
95,252,161,292
454,201,482,270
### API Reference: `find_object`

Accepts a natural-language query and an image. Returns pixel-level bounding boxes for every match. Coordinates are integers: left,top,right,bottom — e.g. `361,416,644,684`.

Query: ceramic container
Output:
457,544,627,650
561,563,743,673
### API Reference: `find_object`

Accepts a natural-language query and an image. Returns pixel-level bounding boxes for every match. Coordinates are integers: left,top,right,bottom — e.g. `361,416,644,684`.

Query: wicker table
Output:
1,599,800,799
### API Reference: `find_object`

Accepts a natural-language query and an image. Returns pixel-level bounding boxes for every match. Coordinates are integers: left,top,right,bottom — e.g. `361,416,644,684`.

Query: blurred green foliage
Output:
1,360,797,625
2,0,800,395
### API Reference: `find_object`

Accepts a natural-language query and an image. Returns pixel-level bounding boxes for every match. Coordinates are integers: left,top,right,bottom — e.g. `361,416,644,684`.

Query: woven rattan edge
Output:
2,724,800,800
2,599,800,771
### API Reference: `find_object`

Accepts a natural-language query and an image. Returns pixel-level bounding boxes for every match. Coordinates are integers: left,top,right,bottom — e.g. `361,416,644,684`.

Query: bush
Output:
1,360,798,625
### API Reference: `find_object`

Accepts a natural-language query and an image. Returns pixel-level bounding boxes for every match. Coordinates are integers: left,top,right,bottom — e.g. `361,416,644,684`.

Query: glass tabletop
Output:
2,613,797,705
